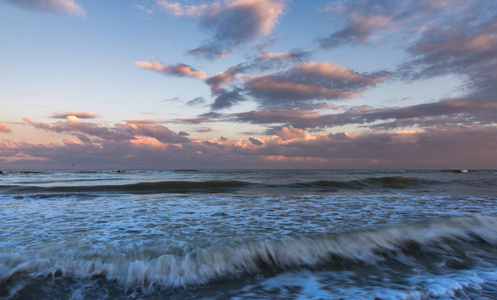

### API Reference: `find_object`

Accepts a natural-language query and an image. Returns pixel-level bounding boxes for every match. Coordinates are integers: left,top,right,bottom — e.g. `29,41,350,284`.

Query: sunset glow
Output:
1,0,496,169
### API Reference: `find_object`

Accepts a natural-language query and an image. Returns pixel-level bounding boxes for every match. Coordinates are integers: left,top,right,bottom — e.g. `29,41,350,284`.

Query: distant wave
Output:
0,180,249,195
0,176,437,195
0,171,43,175
1,215,496,297
290,176,431,190
171,169,201,173
442,169,470,173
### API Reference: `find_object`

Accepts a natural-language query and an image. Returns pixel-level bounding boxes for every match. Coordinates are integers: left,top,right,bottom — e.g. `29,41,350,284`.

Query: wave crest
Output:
296,176,430,190
1,215,497,297
0,176,433,195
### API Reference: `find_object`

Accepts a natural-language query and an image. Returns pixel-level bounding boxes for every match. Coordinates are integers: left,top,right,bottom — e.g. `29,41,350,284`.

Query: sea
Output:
1,169,497,300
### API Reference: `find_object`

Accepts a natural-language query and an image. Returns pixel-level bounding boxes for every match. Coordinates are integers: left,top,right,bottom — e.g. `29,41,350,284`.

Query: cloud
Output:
273,125,305,140
256,50,311,66
139,52,387,111
121,121,190,144
155,59,388,111
328,132,349,140
122,119,159,124
4,0,497,170
400,17,497,91
319,13,392,48
158,0,287,59
317,0,474,49
135,4,154,14
3,0,85,16
195,127,213,133
138,54,492,131
307,0,497,133
23,116,190,144
211,88,246,110
243,61,389,108
173,117,215,124
205,63,247,93
228,108,327,128
186,97,207,106
140,0,494,132
50,111,99,119
135,61,208,79
390,1,497,134
355,98,497,129
3,124,497,169
248,49,313,73
255,35,283,52
248,137,263,146
214,93,497,130
237,126,497,168
157,0,212,18
0,123,11,133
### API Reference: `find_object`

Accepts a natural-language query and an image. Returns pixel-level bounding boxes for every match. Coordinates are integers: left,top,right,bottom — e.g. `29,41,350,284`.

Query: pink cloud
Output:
0,123,11,133
294,62,386,83
468,33,497,51
2,123,497,169
50,111,100,119
273,125,305,140
225,0,285,36
244,61,389,107
139,49,381,110
135,61,208,79
351,13,392,31
258,52,295,61
156,0,213,18
23,116,190,144
123,119,159,125
247,78,359,100
415,30,497,54
129,136,167,149
4,0,85,16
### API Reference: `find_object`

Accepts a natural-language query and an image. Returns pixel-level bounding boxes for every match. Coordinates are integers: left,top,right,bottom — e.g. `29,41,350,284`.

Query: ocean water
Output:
1,169,497,299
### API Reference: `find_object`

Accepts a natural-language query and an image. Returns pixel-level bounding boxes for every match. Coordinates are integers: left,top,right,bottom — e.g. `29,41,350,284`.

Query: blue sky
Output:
1,0,496,169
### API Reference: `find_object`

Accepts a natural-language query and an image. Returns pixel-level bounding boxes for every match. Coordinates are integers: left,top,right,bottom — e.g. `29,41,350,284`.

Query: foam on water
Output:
2,193,497,253
1,169,497,298
2,214,497,298
235,268,497,299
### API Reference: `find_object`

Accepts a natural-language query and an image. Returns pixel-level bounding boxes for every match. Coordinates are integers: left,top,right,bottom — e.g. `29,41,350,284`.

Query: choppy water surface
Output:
1,169,497,299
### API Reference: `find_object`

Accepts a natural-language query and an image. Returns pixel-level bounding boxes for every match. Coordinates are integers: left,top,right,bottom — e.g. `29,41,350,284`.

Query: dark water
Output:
1,169,497,299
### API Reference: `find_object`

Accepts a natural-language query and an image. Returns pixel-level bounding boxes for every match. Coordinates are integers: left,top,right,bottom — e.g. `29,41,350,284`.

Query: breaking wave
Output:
1,215,497,298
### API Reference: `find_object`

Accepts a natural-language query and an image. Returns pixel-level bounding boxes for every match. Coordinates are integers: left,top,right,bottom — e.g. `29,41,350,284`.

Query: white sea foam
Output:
1,214,497,298
1,169,497,298
1,192,497,253
236,268,497,299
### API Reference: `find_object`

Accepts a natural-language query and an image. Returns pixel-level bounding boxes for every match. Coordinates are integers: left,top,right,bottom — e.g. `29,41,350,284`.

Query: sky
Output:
1,0,496,169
